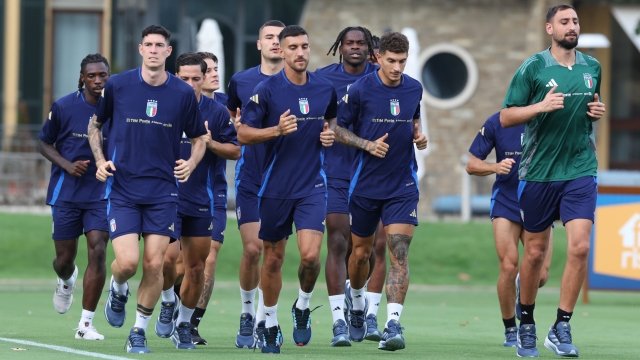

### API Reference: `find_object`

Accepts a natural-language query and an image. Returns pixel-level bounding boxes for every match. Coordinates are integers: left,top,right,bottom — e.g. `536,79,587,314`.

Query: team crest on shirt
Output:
583,73,593,89
299,98,309,114
390,99,400,116
146,100,158,117
110,219,116,232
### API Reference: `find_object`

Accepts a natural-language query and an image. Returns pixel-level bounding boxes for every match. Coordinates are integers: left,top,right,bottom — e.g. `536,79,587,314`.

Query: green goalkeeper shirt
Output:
502,48,601,182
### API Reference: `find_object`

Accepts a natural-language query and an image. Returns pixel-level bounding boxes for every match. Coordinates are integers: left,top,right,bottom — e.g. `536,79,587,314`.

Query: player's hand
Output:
65,160,90,177
413,122,428,150
233,108,242,131
494,158,516,175
587,93,605,120
174,159,195,183
277,109,297,136
367,133,389,158
203,120,212,145
320,122,334,147
539,86,564,113
96,160,115,182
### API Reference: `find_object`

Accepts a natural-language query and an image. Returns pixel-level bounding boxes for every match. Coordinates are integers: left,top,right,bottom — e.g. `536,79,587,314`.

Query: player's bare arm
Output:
237,109,297,145
175,134,207,183
335,125,388,158
203,119,241,159
412,120,427,150
500,86,564,128
88,114,115,182
319,119,335,147
466,153,515,176
586,93,605,120
38,140,89,177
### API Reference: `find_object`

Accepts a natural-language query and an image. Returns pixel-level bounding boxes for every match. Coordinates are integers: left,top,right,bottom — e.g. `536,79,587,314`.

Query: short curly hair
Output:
379,32,409,55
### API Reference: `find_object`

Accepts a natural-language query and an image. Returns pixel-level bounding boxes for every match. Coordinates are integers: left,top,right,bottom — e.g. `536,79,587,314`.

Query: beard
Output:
556,34,578,50
287,58,308,73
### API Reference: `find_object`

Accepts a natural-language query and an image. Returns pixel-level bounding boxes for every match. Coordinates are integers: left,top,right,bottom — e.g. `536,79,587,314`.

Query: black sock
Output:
554,308,572,327
503,316,517,329
174,283,182,300
519,303,535,326
191,307,206,327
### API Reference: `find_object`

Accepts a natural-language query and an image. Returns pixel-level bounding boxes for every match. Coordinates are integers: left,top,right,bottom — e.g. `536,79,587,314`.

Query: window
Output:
52,12,101,100
418,43,478,110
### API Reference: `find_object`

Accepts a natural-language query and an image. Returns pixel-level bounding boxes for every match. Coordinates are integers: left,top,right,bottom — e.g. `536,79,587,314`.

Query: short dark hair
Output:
546,4,576,23
278,25,308,43
141,25,171,42
176,52,207,74
259,20,285,36
78,53,110,93
372,35,380,50
197,51,218,64
379,32,409,55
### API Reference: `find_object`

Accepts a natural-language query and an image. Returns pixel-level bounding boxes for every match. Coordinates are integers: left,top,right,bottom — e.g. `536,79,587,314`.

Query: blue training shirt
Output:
241,70,338,199
314,62,376,181
337,71,422,200
213,91,228,107
210,93,238,209
95,68,207,204
227,65,270,188
40,91,109,209
468,112,524,214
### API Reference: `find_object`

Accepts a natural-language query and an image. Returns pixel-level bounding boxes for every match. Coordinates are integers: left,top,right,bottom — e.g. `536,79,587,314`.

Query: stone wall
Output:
300,0,564,216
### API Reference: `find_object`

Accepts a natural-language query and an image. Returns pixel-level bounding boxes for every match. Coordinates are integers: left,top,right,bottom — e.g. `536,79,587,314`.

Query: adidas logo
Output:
208,223,213,231
266,313,271,316
196,317,202,321
525,326,531,330
250,94,259,104
391,312,399,316
545,79,559,87
168,223,174,231
244,300,252,304
77,331,84,338
375,303,380,306
522,311,529,315
410,209,417,217
333,306,341,311
355,295,362,298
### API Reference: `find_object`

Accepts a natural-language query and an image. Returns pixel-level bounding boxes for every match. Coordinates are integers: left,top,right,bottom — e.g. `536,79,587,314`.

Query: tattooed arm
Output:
335,126,389,159
88,115,115,182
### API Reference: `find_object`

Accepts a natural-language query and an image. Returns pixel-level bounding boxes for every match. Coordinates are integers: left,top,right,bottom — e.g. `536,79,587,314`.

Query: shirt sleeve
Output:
413,91,422,119
95,77,114,124
241,84,269,129
39,102,62,144
226,77,241,112
183,92,207,139
217,107,239,145
468,118,496,160
337,86,360,129
502,58,537,109
324,87,338,119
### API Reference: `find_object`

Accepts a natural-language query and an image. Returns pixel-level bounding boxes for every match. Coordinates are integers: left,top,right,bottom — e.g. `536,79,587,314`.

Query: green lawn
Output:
0,213,569,286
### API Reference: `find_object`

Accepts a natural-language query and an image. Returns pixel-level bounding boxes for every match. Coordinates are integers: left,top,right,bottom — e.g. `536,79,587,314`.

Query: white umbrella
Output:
197,19,226,93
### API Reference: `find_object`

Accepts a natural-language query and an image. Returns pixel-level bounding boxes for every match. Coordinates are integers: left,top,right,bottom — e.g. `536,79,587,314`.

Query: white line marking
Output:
0,337,131,360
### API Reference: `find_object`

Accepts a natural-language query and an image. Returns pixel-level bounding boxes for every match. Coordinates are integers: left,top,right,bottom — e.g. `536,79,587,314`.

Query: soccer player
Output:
314,26,377,347
466,111,554,347
199,51,228,106
226,19,285,348
500,4,605,357
39,54,111,340
87,25,208,354
237,25,337,354
335,31,427,351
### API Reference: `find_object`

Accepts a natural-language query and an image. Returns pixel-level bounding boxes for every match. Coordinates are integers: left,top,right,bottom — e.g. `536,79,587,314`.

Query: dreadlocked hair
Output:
78,53,110,94
326,26,376,63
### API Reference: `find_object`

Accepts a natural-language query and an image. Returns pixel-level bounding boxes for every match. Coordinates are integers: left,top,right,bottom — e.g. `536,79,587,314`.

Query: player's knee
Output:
162,258,175,274
569,239,590,260
499,260,518,280
352,246,372,264
142,257,164,275
300,251,321,269
88,246,107,267
263,251,284,272
328,235,348,256
243,241,263,263
185,261,205,281
118,262,138,278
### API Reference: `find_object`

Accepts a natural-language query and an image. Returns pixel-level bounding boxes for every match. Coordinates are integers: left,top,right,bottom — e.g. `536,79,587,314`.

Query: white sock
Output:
366,292,382,317
387,303,403,323
161,287,175,302
256,287,266,322
264,304,278,328
296,288,313,310
111,275,128,295
133,312,151,331
79,309,94,327
240,286,257,316
61,267,76,287
176,304,195,325
351,286,366,311
329,295,346,323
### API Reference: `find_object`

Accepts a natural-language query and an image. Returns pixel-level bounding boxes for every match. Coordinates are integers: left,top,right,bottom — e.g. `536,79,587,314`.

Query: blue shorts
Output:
350,191,419,238
107,198,178,240
327,178,349,215
212,207,227,243
490,200,521,224
235,181,260,227
175,213,213,238
258,192,326,242
518,176,597,233
51,206,108,240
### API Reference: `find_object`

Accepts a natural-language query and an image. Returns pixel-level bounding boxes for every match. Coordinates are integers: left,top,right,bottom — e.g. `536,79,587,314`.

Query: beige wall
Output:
301,0,557,215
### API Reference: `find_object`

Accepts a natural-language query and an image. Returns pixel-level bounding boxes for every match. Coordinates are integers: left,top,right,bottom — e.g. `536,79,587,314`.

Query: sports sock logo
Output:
354,295,362,298
545,79,559,87
244,300,252,304
410,209,417,217
333,306,341,311
391,312,399,316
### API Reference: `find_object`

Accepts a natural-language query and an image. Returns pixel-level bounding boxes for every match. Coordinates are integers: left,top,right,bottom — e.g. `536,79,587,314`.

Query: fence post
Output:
460,154,471,222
